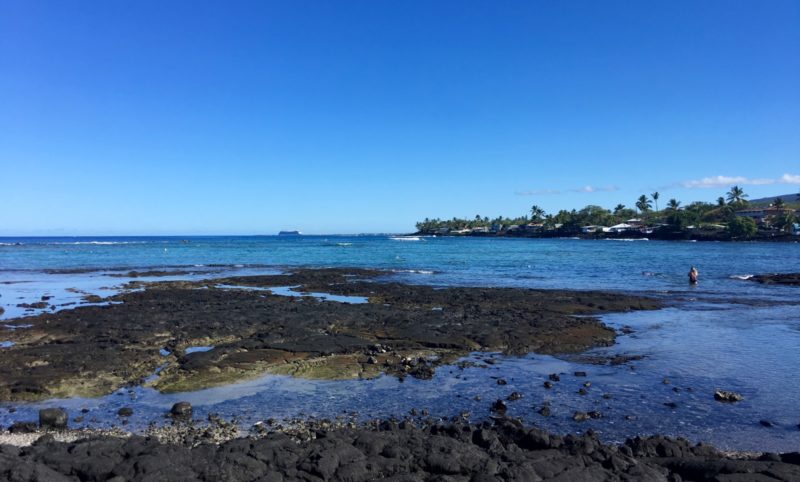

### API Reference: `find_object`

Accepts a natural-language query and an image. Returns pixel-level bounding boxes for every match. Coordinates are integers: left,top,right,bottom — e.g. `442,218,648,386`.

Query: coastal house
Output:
606,223,636,233
471,226,490,234
736,207,795,226
581,225,604,233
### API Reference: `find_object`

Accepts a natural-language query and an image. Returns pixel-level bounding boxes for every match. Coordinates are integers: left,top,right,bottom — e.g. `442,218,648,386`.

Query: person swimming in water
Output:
689,266,699,284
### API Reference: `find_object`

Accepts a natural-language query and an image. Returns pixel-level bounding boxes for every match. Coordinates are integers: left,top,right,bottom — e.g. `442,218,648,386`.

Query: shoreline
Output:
2,418,799,481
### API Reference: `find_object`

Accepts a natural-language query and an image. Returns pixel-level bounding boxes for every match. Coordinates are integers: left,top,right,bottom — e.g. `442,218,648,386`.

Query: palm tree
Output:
717,197,725,207
726,185,748,205
635,195,652,214
666,199,681,211
772,197,785,209
530,205,545,223
614,204,626,215
651,192,660,213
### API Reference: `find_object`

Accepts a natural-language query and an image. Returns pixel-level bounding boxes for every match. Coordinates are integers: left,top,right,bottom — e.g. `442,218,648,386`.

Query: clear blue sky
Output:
1,1,798,235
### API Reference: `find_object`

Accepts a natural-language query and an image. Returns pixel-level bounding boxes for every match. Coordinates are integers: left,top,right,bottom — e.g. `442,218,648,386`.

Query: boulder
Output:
170,401,193,419
39,408,68,430
118,407,134,417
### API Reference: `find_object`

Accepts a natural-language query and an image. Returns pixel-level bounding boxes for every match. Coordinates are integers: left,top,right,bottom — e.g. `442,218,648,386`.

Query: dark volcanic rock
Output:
38,408,67,430
9,421,37,433
117,407,134,417
506,391,523,401
0,268,660,401
749,273,800,286
715,389,744,402
2,420,799,481
170,402,192,419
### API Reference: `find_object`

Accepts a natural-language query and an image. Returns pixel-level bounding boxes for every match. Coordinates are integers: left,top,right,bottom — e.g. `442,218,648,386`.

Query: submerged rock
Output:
39,408,68,430
506,391,523,401
490,399,507,414
714,389,744,402
118,407,134,417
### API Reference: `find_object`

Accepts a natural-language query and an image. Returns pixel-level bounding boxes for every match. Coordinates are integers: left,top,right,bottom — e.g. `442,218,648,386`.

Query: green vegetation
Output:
416,186,800,240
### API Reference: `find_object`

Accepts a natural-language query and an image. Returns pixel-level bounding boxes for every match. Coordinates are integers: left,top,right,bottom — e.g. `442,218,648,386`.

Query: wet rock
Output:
496,378,507,385
602,393,613,399
537,406,551,417
588,411,602,419
39,408,68,430
583,381,591,388
16,301,49,309
663,402,678,409
543,381,553,389
749,273,800,286
548,373,561,382
662,378,670,385
118,407,134,417
9,421,37,433
760,420,773,428
506,391,523,401
578,388,588,396
367,356,378,364
490,399,507,414
573,412,590,422
714,389,744,402
574,371,587,377
170,401,193,419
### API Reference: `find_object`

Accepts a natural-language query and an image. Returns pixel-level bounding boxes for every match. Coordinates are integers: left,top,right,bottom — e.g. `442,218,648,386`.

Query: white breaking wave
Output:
391,269,435,275
730,274,754,280
390,236,422,241
605,238,649,242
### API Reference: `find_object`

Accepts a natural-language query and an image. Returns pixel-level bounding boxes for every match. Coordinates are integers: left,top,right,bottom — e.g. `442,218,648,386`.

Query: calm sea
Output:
1,235,799,451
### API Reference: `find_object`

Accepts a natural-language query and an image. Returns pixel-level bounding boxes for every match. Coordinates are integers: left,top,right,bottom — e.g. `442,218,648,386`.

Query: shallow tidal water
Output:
1,235,799,452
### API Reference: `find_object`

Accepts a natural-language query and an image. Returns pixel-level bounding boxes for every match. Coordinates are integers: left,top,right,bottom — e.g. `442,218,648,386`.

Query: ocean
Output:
1,235,799,451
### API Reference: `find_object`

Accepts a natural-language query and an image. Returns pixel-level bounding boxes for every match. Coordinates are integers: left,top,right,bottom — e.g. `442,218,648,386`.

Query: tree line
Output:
416,186,799,237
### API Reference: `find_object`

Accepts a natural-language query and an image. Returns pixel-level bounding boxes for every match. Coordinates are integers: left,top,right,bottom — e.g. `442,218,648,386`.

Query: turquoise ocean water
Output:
1,235,799,451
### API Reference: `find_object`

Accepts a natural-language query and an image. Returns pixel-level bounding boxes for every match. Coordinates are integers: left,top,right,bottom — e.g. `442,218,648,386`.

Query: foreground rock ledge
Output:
1,419,799,481
0,268,659,401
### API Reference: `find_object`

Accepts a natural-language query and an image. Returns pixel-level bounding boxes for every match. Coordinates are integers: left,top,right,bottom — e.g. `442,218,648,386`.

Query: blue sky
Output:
1,1,798,235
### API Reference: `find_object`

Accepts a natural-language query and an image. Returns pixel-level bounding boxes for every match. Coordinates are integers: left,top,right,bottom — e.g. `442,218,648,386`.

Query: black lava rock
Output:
170,401,193,419
39,408,68,430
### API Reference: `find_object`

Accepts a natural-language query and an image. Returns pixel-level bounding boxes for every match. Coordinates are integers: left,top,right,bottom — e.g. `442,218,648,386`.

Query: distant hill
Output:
747,192,800,207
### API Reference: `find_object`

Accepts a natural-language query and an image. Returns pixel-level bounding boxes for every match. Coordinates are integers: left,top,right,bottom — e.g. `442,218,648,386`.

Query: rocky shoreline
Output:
2,417,799,481
0,268,658,401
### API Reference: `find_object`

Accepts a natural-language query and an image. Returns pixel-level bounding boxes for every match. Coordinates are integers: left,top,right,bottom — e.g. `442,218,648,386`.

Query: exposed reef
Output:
0,268,659,401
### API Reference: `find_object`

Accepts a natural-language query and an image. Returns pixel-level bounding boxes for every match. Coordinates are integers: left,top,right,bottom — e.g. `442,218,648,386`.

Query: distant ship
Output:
278,230,302,235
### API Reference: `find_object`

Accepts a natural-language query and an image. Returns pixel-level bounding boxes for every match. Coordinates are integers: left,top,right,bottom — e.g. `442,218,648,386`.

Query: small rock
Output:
588,411,602,419
74,416,84,423
662,378,671,385
548,373,560,382
543,381,553,389
573,412,590,422
170,401,192,419
7,407,15,413
496,378,507,385
409,408,418,416
9,421,37,433
714,390,744,403
625,415,637,421
507,391,523,401
578,388,588,396
583,381,591,388
473,395,481,401
490,399,507,414
118,407,134,417
367,356,378,365
663,402,678,409
537,406,551,417
574,371,587,377
672,387,681,393
760,420,773,428
39,408,68,430
602,393,613,399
